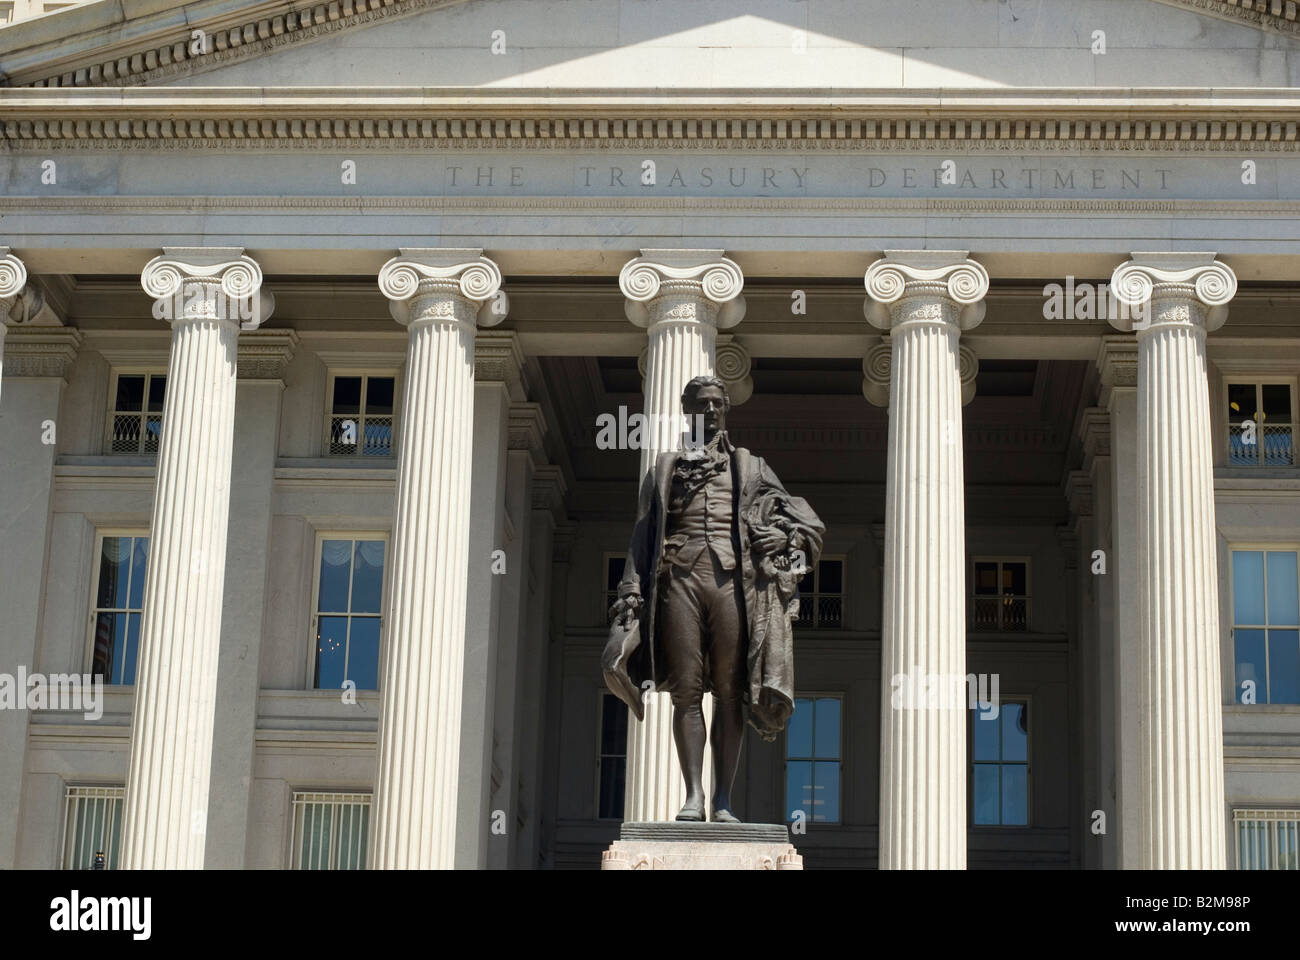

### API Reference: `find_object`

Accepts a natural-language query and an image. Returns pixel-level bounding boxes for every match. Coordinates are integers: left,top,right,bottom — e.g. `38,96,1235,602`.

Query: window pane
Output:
1262,384,1291,422
785,760,812,823
300,803,332,870
96,538,130,609
350,541,385,614
315,616,348,689
1235,629,1267,704
121,613,142,686
813,697,840,759
972,709,999,762
598,755,626,819
786,698,813,758
606,557,626,593
146,376,166,413
1266,552,1299,626
365,377,395,416
128,538,148,610
114,375,144,412
1267,630,1300,705
972,765,999,825
1001,765,1028,825
362,420,392,457
973,562,999,595
813,761,840,822
335,804,369,870
346,618,381,691
1227,382,1255,423
91,613,118,683
1233,552,1266,625
317,540,352,613
600,694,628,756
331,377,362,415
1003,562,1028,596
819,560,842,594
1002,703,1028,763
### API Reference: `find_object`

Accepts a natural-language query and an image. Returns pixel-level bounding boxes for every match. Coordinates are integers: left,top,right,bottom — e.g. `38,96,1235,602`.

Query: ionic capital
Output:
864,251,989,332
1108,253,1236,334
619,249,746,331
0,247,30,321
141,247,274,331
863,341,979,407
378,247,506,329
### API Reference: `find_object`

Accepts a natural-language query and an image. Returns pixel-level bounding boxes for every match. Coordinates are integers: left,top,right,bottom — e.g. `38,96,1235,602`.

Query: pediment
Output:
2,0,1297,91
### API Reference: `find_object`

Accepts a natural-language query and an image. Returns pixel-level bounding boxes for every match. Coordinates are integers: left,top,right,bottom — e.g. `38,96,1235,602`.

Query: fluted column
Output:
864,250,988,869
370,248,505,868
1109,253,1236,869
618,248,745,822
121,248,273,868
0,248,29,405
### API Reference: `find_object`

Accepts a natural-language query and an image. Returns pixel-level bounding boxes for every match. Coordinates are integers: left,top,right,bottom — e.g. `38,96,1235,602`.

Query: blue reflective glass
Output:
350,541,385,614
972,765,999,825
1002,703,1028,763
97,537,130,609
91,613,118,684
1235,629,1267,703
814,761,840,822
1267,552,1299,625
785,760,812,823
813,697,840,758
128,538,148,610
786,698,813,758
1233,552,1266,625
121,612,141,686
972,707,999,761
315,616,348,689
317,540,352,613
347,618,381,691
1001,765,1028,825
1267,629,1300,704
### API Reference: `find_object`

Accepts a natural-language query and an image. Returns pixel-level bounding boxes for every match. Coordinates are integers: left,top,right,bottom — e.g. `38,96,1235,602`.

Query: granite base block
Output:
601,821,802,870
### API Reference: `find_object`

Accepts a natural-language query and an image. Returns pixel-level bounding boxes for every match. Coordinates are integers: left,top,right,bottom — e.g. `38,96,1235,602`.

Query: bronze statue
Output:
603,376,824,823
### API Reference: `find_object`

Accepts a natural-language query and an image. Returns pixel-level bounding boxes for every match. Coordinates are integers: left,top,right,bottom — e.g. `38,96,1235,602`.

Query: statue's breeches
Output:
657,546,746,707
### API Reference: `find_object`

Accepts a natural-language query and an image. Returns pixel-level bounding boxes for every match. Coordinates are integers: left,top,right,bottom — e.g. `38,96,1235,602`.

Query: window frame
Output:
969,556,1032,633
84,528,151,686
1223,375,1297,467
288,790,372,870
1232,807,1300,870
969,696,1032,828
103,368,168,456
595,691,629,821
306,531,391,692
322,369,401,459
784,692,844,826
61,784,125,870
1228,543,1300,705
796,556,846,630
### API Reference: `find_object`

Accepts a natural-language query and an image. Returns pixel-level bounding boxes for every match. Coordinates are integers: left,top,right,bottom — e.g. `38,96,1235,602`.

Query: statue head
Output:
681,375,730,442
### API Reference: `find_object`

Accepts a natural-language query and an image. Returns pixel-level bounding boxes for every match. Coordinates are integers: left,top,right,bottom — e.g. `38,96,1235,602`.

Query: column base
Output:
600,822,803,870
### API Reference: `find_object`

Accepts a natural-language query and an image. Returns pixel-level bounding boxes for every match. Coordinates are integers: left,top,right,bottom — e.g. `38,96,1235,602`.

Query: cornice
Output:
3,88,1300,149
2,326,82,378
237,328,298,380
1153,0,1300,37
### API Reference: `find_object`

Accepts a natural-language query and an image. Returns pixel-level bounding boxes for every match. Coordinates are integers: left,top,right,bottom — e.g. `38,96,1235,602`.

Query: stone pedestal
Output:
601,822,802,870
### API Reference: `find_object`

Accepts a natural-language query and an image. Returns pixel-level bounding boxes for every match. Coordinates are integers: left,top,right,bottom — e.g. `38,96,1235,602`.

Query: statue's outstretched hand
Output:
609,593,642,629
751,526,790,555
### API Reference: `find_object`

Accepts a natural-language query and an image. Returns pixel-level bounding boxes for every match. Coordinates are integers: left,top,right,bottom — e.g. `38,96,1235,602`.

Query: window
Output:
596,693,628,819
291,792,370,869
971,700,1029,826
603,554,627,624
1227,381,1295,466
970,558,1030,632
1232,549,1300,705
1234,809,1300,870
326,374,396,456
0,4,14,24
312,537,386,691
785,695,841,824
794,558,844,628
106,372,166,454
62,786,123,870
89,534,149,685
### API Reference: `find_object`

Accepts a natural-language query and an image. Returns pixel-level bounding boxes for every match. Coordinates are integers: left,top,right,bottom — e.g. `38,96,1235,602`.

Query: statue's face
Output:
684,383,728,438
